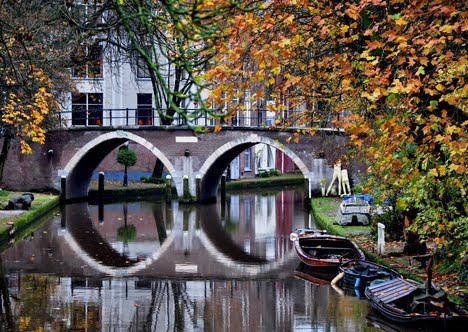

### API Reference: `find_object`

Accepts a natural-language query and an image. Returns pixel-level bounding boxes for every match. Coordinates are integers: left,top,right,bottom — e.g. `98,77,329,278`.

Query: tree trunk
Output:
403,212,427,255
0,135,12,184
123,165,128,187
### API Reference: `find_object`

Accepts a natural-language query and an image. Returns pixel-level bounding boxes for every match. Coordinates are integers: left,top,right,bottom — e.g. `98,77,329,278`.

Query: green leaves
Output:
117,147,137,167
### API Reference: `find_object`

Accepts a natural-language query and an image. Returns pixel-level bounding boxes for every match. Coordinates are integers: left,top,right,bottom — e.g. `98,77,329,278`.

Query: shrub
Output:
258,170,269,178
268,169,280,177
370,209,404,241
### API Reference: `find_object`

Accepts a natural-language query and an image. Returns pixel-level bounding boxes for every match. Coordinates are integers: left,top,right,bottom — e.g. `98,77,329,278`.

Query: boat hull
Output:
366,291,468,328
365,282,468,329
293,233,365,272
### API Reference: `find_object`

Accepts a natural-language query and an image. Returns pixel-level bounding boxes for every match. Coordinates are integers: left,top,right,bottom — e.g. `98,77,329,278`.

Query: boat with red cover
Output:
289,228,365,272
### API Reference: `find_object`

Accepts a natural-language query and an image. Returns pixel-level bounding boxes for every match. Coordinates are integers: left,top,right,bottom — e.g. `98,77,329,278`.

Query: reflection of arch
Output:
197,204,297,275
60,200,297,277
62,131,175,199
198,134,309,201
62,203,174,276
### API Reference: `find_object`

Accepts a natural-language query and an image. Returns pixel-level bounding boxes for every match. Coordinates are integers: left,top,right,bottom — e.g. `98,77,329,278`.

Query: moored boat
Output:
339,259,401,295
289,228,365,272
365,278,468,329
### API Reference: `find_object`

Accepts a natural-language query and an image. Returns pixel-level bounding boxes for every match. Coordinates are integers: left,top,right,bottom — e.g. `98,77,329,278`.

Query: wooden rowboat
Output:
289,229,365,272
365,278,468,329
339,259,401,294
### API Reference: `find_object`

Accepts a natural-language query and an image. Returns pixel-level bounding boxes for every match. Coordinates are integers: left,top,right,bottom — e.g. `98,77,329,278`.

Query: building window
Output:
244,148,251,171
267,146,274,168
137,93,153,125
136,57,151,79
72,43,103,79
72,93,103,126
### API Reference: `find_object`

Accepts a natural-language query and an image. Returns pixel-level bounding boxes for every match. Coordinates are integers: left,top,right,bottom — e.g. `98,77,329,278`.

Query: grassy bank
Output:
0,191,59,244
310,197,370,236
226,174,304,191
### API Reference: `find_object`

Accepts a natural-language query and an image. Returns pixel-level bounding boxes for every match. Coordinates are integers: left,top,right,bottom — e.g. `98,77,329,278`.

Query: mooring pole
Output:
165,175,172,203
98,172,105,202
195,175,201,202
60,176,67,203
220,174,226,204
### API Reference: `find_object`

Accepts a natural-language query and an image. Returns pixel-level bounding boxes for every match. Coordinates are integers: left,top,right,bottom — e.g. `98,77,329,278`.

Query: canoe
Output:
290,229,365,272
339,259,401,294
365,278,468,329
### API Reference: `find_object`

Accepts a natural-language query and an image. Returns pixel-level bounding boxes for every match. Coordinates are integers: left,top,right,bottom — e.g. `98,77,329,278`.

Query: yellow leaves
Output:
395,17,407,26
213,124,222,133
340,25,350,34
1,68,52,154
438,165,446,176
435,83,444,91
278,38,291,48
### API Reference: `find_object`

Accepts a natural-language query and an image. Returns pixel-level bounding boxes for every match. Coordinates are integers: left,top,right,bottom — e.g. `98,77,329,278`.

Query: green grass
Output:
311,197,370,236
89,180,166,191
0,192,59,243
226,174,304,190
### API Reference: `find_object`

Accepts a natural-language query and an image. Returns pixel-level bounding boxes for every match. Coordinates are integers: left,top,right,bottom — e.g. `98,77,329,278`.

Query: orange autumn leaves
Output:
206,0,467,254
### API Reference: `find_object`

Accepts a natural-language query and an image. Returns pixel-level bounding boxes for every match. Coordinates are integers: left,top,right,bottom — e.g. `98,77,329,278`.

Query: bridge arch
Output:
198,134,310,201
62,130,176,200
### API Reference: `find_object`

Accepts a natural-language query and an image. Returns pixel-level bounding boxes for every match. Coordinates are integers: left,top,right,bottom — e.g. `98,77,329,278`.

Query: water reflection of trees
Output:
0,274,377,331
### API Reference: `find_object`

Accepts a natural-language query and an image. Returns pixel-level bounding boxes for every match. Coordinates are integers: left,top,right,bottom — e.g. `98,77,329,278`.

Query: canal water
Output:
0,188,419,331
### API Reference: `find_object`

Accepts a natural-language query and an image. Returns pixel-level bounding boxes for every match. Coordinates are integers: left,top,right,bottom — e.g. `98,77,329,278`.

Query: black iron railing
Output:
55,108,321,129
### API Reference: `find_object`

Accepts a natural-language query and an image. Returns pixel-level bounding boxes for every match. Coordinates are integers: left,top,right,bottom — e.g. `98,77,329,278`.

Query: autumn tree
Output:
207,0,467,264
0,0,105,180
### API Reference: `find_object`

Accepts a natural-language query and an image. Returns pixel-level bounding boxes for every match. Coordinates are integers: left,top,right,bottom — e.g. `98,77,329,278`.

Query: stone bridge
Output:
2,127,350,201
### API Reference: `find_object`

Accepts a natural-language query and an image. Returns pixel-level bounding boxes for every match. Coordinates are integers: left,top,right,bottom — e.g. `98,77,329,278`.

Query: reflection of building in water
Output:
4,274,370,331
227,190,298,261
88,202,166,260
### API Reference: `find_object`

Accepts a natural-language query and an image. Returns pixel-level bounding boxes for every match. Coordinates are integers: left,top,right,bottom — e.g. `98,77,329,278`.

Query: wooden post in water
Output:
220,174,226,204
377,223,385,255
98,202,104,224
195,175,201,202
98,172,105,202
165,175,172,203
60,176,67,203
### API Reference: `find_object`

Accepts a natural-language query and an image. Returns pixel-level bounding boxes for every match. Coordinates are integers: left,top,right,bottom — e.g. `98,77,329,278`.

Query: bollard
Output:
60,176,67,203
220,174,226,204
98,172,105,202
195,175,201,202
165,175,172,203
377,222,385,255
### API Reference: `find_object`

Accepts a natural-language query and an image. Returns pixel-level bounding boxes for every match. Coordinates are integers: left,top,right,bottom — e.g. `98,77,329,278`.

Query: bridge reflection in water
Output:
0,188,379,331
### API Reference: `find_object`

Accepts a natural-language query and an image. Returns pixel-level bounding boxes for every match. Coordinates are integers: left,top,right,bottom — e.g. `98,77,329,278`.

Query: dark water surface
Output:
0,188,419,331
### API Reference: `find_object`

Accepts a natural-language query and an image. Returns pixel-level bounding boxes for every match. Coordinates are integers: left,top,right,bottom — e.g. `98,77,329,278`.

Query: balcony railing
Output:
55,108,322,129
